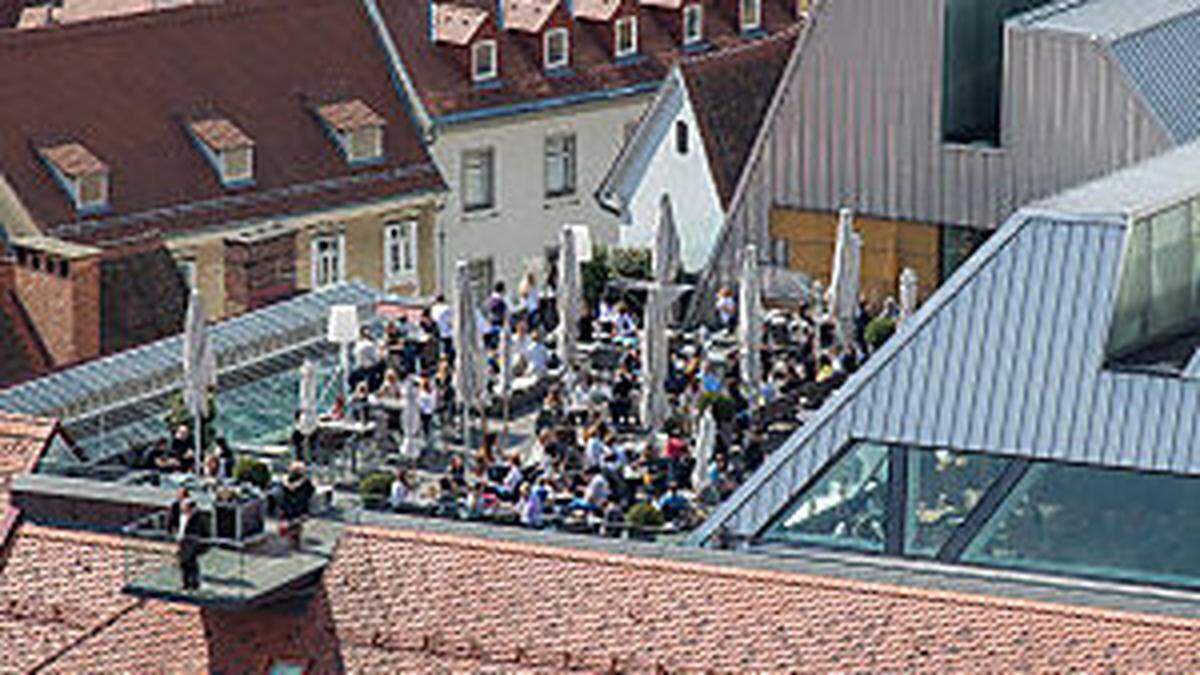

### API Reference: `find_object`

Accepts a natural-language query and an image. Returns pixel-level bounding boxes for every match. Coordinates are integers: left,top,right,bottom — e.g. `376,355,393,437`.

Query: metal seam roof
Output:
690,208,1200,545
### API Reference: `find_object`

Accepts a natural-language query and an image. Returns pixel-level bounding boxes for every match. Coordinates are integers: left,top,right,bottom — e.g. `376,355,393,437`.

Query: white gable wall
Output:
620,72,726,272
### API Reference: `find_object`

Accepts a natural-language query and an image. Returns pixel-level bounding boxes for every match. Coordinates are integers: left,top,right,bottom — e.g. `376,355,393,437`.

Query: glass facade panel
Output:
761,441,890,551
963,462,1200,587
904,448,1010,557
1108,200,1200,361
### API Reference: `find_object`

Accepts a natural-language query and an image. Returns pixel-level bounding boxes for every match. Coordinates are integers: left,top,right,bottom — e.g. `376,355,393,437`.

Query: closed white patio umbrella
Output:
182,288,215,476
738,244,763,405
558,226,581,371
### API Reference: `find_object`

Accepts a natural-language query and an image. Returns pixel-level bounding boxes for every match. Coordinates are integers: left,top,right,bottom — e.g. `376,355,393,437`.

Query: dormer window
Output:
473,39,498,81
188,118,254,186
739,0,760,32
38,142,109,212
544,27,569,70
682,3,703,45
316,100,386,164
615,16,637,57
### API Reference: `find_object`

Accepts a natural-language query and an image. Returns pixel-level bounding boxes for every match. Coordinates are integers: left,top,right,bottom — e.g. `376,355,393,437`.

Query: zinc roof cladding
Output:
692,206,1200,543
1012,0,1200,40
1109,9,1200,144
0,0,443,243
7,521,1200,671
375,0,800,119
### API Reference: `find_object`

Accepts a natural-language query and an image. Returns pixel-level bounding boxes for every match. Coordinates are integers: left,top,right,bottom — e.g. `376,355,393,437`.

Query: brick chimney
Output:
8,237,102,367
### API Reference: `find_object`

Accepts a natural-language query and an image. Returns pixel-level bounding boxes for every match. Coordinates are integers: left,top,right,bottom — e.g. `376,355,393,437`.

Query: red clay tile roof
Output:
6,521,1200,672
0,0,444,246
0,412,54,486
38,142,108,177
188,117,254,152
379,0,800,119
682,25,796,207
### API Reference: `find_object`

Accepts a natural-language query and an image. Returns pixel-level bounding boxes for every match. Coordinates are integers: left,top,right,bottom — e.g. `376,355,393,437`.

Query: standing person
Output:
518,270,540,330
431,294,454,360
176,499,205,591
417,375,437,441
715,287,737,332
484,281,508,349
352,327,383,391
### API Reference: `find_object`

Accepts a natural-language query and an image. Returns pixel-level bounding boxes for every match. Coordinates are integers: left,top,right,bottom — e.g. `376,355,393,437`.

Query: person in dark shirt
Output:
176,499,206,590
279,462,315,549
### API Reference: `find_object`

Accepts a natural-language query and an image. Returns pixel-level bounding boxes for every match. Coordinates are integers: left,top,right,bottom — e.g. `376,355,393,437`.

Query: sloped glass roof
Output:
759,440,1200,590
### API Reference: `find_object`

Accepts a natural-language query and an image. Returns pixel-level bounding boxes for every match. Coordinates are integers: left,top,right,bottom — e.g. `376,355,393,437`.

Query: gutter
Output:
433,80,661,127
360,0,436,141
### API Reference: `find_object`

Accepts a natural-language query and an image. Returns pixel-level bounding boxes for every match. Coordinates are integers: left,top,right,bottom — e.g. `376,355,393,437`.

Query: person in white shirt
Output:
614,302,638,339
584,469,610,508
353,327,380,370
417,376,437,439
431,294,454,356
583,422,610,470
715,286,737,331
389,468,411,510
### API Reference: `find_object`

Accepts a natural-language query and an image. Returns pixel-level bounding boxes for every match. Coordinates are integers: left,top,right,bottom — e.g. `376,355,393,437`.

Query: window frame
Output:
675,120,689,155
345,126,384,163
76,171,108,210
614,16,638,58
739,0,761,32
543,133,577,199
682,3,703,45
461,147,496,212
543,28,570,71
221,146,254,184
384,219,419,286
472,39,498,82
310,232,345,289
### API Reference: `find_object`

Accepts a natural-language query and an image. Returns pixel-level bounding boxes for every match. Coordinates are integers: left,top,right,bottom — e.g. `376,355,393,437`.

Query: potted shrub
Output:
358,472,393,511
864,315,897,352
232,457,270,490
625,502,665,540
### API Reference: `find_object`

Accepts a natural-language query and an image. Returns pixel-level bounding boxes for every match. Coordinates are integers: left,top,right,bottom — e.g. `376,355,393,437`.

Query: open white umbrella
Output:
400,376,421,460
829,208,861,348
454,261,485,441
899,267,918,322
738,244,763,405
558,226,581,371
692,408,717,496
182,288,215,476
653,194,681,286
640,285,670,433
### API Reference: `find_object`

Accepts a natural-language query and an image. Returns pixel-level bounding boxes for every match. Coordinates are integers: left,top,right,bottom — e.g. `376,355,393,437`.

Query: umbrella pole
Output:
502,395,510,449
193,405,203,477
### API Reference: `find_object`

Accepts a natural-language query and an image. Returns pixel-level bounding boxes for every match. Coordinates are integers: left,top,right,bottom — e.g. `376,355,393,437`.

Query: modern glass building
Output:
690,141,1200,590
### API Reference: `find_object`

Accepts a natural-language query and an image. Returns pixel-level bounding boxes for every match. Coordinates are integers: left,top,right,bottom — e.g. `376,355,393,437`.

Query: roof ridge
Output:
0,0,337,50
345,523,1200,631
679,22,802,71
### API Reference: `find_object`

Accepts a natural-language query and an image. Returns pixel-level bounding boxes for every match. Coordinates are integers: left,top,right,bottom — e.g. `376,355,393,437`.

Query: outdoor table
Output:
368,396,406,412
316,419,376,474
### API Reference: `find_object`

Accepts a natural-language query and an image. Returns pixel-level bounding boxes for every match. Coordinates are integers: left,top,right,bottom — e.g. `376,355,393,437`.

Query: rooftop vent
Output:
38,142,109,213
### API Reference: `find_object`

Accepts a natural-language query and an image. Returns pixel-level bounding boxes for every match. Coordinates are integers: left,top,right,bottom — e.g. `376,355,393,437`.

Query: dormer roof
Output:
316,99,386,132
574,0,623,21
433,3,490,45
38,142,107,177
502,0,558,33
188,117,253,152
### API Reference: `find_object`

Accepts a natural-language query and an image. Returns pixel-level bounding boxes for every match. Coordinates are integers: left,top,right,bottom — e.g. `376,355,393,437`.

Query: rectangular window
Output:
77,172,107,209
683,3,703,45
739,0,761,31
462,148,495,211
472,40,498,81
675,120,689,155
222,147,253,183
544,134,576,198
544,28,569,70
311,234,344,288
384,219,418,284
615,16,638,57
347,126,383,162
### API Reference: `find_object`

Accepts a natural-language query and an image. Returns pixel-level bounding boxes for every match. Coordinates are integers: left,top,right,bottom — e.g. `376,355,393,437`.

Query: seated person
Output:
658,483,691,524
347,381,371,422
320,396,347,422
389,468,412,510
168,424,195,471
279,462,315,522
614,302,638,339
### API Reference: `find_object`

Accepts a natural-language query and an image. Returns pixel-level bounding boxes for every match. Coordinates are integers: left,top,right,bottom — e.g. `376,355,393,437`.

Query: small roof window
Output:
39,142,109,212
316,100,386,164
188,117,254,186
